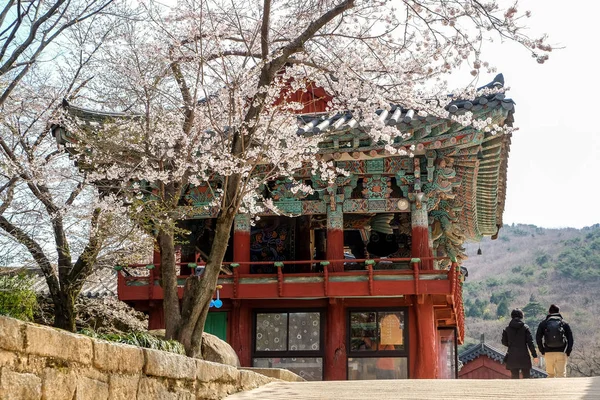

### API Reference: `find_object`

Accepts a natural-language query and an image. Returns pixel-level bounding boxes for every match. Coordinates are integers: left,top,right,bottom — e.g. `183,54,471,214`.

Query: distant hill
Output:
460,223,600,375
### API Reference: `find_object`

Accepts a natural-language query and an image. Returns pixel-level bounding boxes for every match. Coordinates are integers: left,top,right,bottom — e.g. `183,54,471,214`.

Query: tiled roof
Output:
2,267,117,298
296,74,513,137
459,342,548,378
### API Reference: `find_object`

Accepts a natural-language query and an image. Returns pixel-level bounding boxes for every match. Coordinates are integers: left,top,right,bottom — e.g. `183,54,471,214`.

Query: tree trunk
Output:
52,289,77,332
177,209,236,357
157,229,181,339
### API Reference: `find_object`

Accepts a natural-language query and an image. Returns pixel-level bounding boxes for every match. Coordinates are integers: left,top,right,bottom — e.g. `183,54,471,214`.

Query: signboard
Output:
379,313,403,346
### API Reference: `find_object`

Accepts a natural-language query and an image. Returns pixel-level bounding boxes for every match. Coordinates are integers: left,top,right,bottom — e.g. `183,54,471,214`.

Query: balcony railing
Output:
116,257,462,304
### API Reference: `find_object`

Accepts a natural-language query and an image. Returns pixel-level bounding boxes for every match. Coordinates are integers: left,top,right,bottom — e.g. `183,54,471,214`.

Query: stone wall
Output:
0,316,290,399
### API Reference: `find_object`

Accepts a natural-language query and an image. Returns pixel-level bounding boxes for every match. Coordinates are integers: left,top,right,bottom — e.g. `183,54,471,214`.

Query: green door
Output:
205,312,228,341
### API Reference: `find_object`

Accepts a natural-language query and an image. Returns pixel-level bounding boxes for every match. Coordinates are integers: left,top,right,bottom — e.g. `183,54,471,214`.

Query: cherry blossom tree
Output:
0,5,150,332
62,0,551,356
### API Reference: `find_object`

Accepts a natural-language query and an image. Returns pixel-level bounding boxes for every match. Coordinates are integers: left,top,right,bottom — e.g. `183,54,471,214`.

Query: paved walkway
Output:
226,377,600,399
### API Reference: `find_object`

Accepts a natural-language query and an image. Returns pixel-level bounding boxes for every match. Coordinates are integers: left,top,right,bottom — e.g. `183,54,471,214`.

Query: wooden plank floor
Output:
226,377,600,399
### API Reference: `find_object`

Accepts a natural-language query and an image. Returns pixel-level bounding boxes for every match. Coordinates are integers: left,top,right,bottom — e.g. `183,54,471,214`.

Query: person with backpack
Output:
502,308,539,379
536,304,574,378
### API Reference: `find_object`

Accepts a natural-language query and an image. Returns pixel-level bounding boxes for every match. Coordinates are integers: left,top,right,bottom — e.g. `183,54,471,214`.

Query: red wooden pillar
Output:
233,214,251,274
148,302,165,330
414,296,438,378
231,300,252,367
326,207,344,272
410,195,433,270
410,194,438,378
324,298,346,380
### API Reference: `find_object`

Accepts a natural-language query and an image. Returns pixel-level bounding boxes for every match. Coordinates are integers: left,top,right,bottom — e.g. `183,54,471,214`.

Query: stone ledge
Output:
238,369,273,391
196,360,240,383
239,367,305,382
25,324,93,365
0,316,281,399
144,348,196,380
93,340,144,374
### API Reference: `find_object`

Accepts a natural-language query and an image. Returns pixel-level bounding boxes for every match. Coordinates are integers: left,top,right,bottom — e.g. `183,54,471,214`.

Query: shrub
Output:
511,265,523,273
79,329,185,355
522,266,535,277
0,273,37,321
535,254,551,266
485,277,502,287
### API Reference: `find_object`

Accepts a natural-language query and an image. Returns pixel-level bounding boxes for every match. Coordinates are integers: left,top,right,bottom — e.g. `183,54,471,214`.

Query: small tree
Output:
0,272,37,321
496,299,509,319
64,0,552,357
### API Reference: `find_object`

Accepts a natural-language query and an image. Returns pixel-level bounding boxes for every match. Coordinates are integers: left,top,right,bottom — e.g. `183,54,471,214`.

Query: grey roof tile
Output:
459,342,548,378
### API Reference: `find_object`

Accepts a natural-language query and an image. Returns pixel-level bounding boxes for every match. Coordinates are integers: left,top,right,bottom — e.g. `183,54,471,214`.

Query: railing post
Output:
275,262,284,297
321,261,330,297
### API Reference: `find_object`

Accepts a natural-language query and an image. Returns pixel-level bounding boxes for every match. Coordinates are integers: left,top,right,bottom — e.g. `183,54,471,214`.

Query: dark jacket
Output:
502,317,538,370
536,313,574,356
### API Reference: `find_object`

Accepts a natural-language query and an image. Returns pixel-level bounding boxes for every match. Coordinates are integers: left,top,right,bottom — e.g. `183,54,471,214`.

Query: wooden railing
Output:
116,258,463,303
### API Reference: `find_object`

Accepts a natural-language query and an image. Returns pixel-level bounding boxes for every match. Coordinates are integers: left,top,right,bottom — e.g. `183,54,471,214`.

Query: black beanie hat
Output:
549,304,560,313
511,308,524,319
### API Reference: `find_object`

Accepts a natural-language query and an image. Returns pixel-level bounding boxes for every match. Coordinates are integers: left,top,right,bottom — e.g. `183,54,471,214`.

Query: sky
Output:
450,1,600,229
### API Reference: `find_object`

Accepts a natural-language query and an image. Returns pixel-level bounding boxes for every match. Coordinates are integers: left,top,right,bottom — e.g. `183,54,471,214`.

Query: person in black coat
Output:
502,308,539,379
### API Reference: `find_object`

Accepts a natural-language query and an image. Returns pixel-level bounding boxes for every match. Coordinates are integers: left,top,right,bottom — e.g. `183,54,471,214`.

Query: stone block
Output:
137,377,178,400
0,349,17,368
41,368,76,400
196,360,239,383
75,376,108,400
94,340,144,374
0,368,42,400
0,316,24,352
144,349,196,380
25,324,93,365
238,369,273,391
239,367,304,382
108,374,139,400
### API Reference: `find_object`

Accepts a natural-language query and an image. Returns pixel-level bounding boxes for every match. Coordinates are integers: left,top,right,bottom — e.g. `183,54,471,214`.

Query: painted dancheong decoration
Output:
54,74,514,381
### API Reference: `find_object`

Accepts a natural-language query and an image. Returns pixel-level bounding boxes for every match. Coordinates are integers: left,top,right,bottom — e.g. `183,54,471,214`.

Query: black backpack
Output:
544,317,566,348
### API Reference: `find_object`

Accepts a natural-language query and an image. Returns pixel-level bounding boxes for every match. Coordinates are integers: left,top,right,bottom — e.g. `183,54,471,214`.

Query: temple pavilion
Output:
54,74,514,381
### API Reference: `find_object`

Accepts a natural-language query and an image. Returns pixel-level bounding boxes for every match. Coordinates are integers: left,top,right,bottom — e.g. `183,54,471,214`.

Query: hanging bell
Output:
477,246,482,255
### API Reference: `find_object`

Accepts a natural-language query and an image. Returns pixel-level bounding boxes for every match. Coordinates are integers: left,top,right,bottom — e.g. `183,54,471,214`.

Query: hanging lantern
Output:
477,245,482,255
